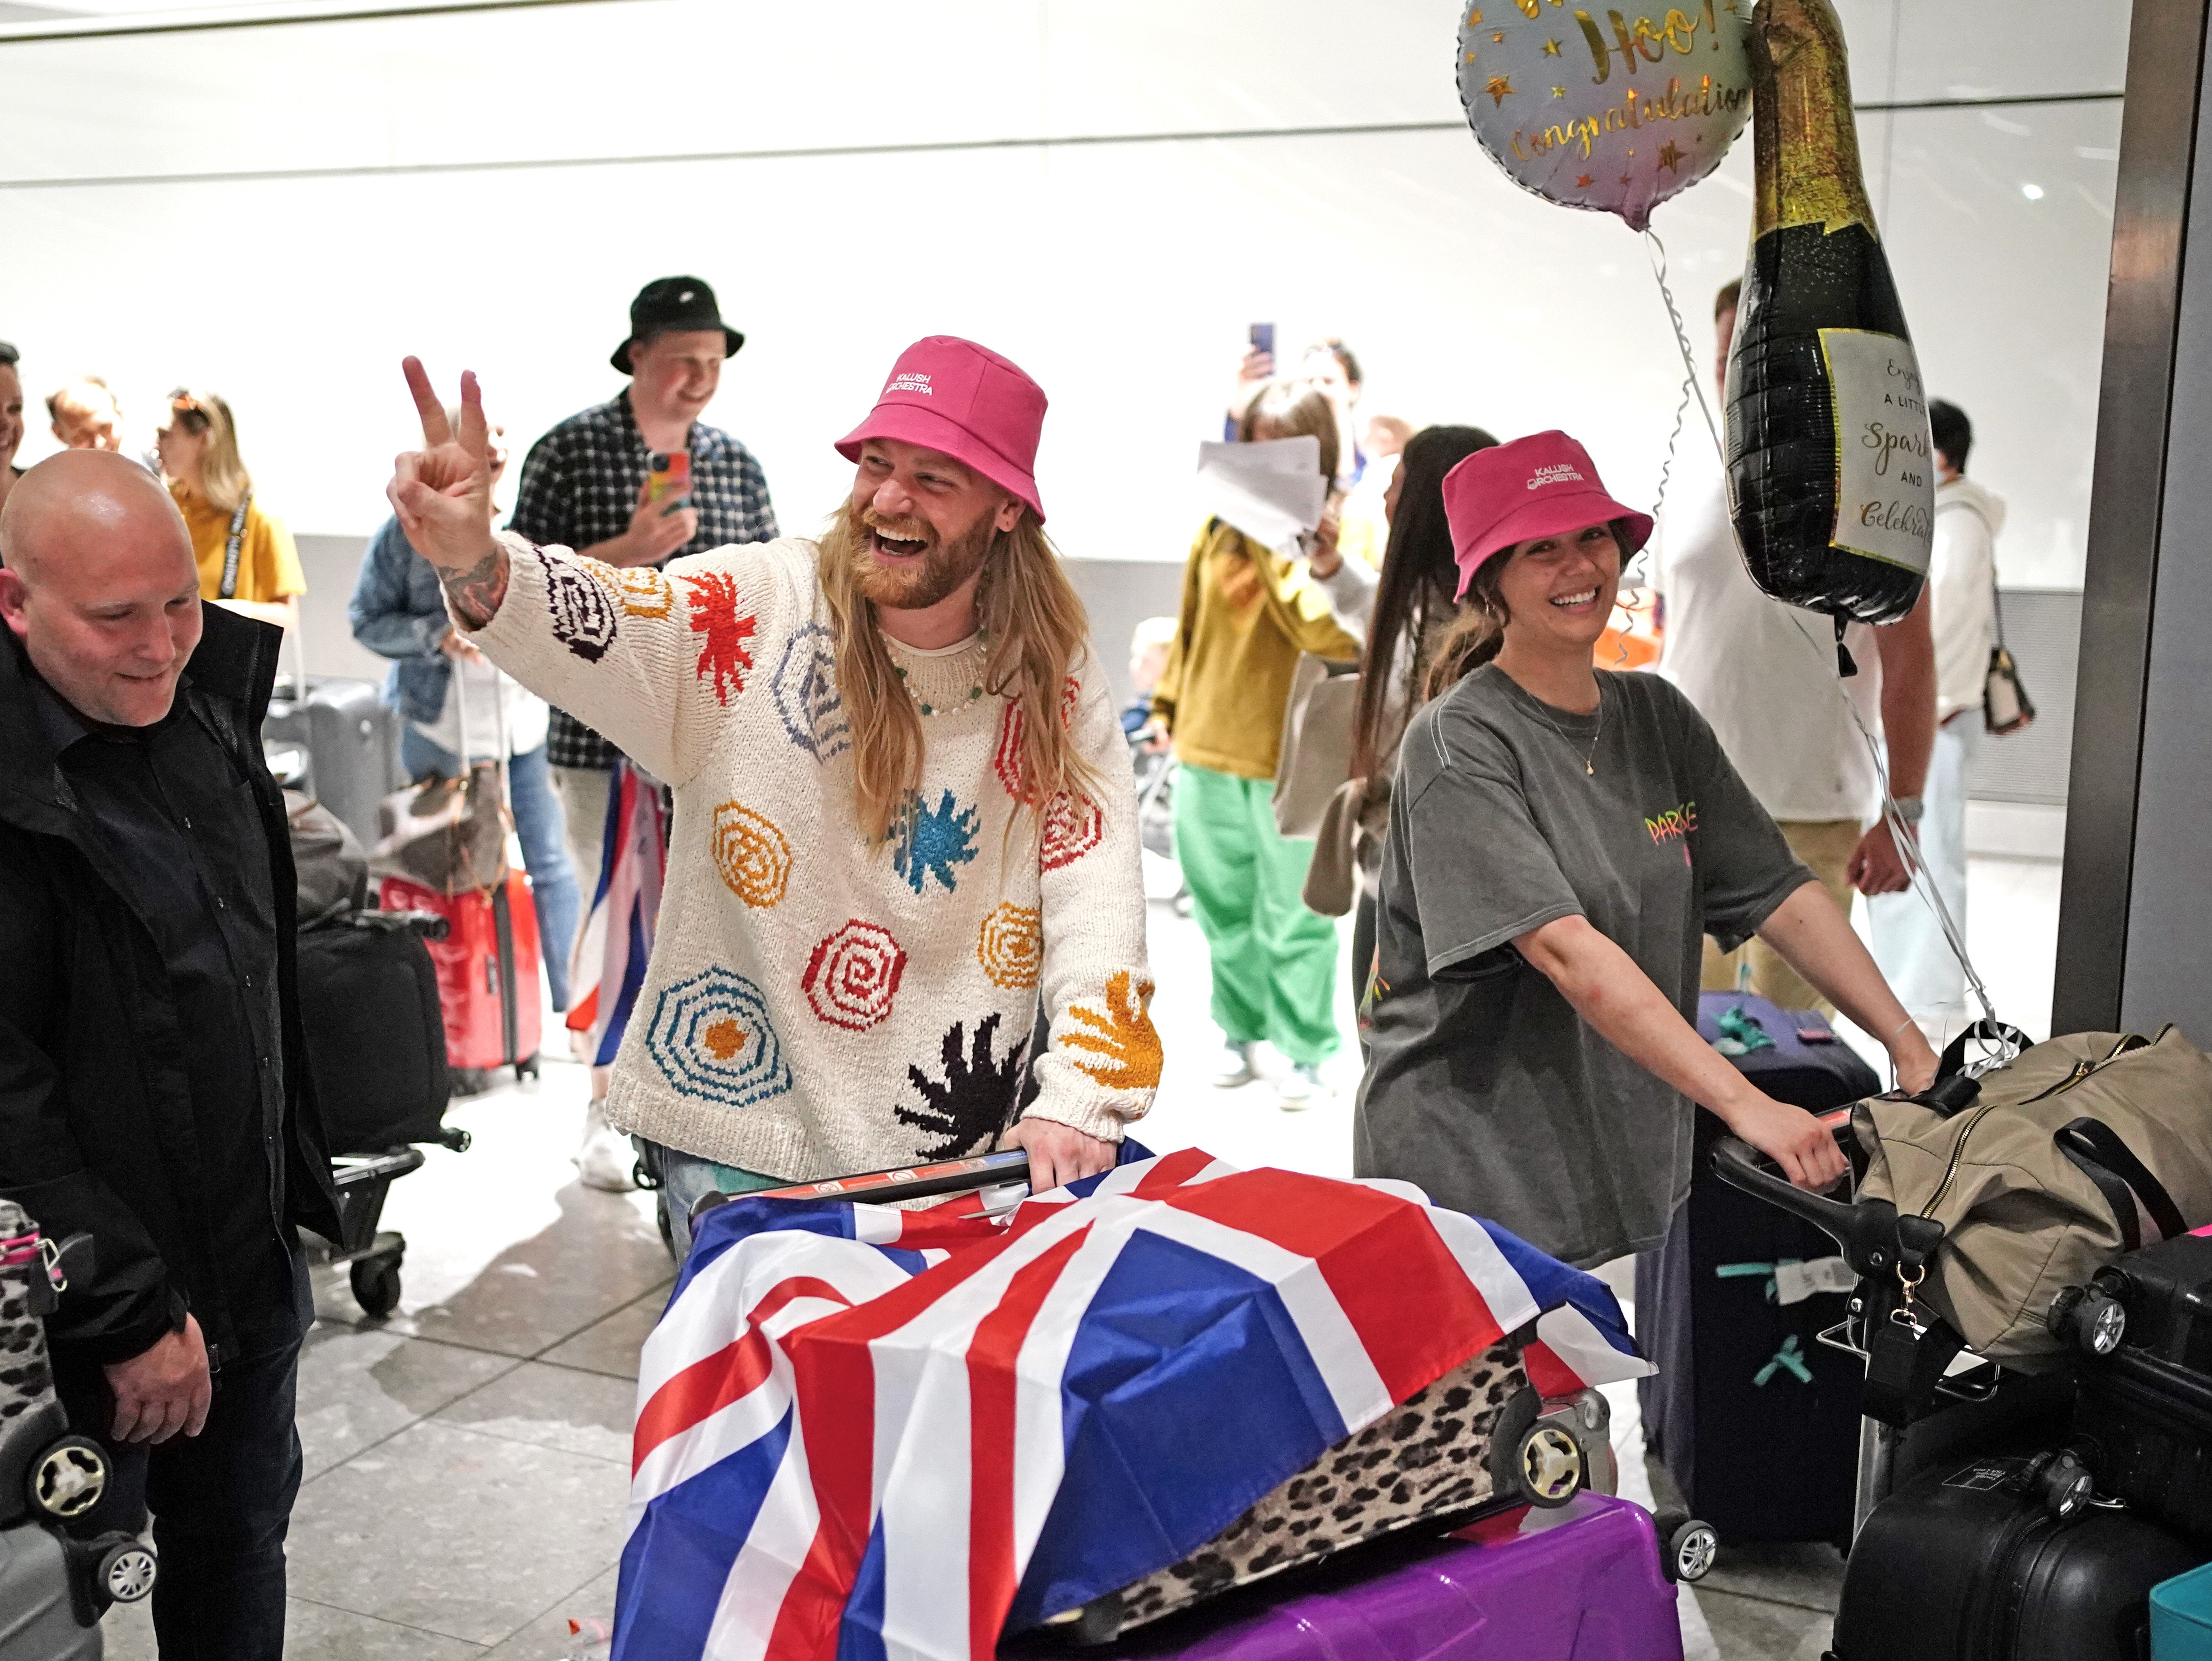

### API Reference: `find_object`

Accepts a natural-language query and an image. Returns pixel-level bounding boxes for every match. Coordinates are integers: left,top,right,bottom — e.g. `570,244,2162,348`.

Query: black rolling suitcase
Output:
1635,993,1882,1545
1828,1447,2207,1661
2051,1230,2212,1544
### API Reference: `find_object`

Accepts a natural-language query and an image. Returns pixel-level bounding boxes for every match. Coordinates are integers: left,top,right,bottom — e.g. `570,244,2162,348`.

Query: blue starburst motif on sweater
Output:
890,789,979,895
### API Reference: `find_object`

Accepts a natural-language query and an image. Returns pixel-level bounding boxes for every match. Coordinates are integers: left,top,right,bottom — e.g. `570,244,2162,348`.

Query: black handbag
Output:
1984,585,2036,736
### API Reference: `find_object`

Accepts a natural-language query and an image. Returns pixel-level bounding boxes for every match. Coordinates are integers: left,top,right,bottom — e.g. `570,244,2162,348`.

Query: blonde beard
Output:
845,499,998,613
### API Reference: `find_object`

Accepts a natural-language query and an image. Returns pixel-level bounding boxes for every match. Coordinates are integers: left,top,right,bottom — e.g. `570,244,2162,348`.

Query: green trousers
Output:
1174,762,1340,1065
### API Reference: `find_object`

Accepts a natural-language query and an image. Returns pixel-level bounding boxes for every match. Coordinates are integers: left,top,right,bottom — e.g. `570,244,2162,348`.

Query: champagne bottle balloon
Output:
1726,0,1933,627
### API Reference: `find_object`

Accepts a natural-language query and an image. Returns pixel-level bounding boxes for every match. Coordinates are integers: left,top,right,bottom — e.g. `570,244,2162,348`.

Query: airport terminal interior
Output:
5,0,2209,1658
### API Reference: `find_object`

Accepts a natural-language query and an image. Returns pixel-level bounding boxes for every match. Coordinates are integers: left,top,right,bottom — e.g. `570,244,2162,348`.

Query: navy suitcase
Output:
1635,992,1882,1545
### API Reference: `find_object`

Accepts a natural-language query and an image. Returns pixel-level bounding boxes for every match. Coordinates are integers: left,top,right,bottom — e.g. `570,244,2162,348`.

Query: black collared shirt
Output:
29,673,304,1358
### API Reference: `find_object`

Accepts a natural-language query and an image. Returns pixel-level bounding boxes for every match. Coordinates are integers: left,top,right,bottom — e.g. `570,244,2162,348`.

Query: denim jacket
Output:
348,515,452,724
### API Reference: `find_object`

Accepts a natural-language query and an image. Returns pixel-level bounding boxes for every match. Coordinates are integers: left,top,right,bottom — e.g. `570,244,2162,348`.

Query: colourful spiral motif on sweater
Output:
645,967,792,1108
976,903,1043,989
604,564,673,617
991,675,1085,802
539,549,617,663
1039,790,1105,871
772,623,850,762
1063,971,1163,1091
683,570,758,705
802,920,908,1031
710,799,792,908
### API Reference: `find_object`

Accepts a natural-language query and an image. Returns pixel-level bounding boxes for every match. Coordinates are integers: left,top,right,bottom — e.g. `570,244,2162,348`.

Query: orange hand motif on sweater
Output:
1062,971,1163,1092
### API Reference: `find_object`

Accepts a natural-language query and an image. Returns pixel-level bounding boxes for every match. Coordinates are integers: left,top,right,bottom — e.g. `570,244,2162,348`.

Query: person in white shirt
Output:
1868,400,2001,1037
1652,280,1937,1018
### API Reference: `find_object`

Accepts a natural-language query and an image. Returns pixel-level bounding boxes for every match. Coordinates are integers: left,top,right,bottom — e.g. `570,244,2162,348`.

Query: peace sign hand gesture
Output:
388,357,509,625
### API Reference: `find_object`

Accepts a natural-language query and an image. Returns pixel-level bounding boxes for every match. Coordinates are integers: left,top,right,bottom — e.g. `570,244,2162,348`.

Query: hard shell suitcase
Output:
1635,994,1881,1545
2152,1562,2212,1658
1828,1448,2208,1661
379,872,541,1079
1037,1492,1685,1661
261,675,404,851
2054,1231,2212,1543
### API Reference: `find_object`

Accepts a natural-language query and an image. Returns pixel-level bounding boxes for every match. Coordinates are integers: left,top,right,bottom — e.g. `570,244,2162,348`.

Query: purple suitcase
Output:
1078,1494,1683,1661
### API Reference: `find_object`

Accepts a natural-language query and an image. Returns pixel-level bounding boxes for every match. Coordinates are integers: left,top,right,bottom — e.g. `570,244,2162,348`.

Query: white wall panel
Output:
0,0,2128,594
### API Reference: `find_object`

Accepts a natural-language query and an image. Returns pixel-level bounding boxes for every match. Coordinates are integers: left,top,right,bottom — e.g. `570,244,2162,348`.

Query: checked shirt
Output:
510,392,778,770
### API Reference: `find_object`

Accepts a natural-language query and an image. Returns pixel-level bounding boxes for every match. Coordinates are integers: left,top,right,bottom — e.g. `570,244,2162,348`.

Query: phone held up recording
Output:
647,450,692,517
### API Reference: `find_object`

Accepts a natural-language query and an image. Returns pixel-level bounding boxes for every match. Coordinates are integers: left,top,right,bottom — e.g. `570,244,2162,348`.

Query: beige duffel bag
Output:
1853,1026,2212,1370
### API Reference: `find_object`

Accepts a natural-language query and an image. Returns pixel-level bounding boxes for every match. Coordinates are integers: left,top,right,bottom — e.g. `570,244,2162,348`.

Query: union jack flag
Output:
616,1149,1648,1661
566,760,670,1065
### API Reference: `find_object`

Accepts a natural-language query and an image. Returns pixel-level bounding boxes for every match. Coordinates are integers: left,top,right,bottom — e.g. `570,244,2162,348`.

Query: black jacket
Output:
0,606,341,1366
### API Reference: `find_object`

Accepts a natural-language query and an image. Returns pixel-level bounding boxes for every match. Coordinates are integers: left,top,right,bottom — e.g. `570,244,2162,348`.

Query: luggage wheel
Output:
1490,1388,1585,1509
349,1235,406,1320
28,1435,108,1520
1652,1508,1719,1583
98,1539,157,1603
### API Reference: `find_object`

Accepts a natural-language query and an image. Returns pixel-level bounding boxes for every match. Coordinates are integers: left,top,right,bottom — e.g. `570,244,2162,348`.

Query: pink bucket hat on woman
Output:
835,336,1050,522
1442,431,1653,600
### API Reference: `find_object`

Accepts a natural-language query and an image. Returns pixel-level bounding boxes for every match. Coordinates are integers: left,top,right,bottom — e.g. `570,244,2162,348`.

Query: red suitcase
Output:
380,871,542,1079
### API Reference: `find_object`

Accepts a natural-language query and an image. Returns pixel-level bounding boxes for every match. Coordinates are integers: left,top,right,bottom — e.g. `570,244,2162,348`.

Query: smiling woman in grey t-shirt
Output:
1351,432,1938,1269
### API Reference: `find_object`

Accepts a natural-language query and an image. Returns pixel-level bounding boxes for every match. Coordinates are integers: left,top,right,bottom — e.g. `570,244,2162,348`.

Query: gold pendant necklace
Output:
1529,685,1606,776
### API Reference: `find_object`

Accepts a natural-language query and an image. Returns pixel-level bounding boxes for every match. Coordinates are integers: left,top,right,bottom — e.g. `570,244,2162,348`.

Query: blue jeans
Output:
647,1140,782,1260
400,729,581,1011
56,1337,303,1661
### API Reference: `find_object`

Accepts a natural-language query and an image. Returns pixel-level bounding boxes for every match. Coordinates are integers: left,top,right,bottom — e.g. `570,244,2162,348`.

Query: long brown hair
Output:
818,507,1102,844
1422,517,1639,701
1347,425,1497,783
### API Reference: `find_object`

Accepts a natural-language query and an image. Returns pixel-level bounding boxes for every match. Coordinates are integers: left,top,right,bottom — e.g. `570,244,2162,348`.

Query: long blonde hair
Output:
818,507,1103,843
166,387,251,513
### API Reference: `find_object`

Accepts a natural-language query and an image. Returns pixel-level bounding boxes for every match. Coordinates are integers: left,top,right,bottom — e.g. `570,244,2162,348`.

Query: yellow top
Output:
172,481,306,604
1152,518,1363,782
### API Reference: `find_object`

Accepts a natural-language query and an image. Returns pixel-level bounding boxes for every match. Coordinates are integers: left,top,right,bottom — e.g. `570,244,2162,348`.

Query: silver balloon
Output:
1458,0,1755,232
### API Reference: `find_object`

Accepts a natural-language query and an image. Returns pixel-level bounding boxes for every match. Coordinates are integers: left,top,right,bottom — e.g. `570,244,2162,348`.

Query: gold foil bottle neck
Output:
1749,0,1877,239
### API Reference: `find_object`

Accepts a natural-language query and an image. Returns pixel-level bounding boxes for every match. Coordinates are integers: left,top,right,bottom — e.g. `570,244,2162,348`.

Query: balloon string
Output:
1644,227,2003,1061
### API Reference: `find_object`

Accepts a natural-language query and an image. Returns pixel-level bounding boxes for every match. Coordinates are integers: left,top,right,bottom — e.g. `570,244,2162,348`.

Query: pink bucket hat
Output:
1442,431,1653,600
835,336,1049,522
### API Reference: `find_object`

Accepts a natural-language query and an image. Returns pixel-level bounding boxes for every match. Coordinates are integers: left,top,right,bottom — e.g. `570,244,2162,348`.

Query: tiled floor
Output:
99,855,2058,1658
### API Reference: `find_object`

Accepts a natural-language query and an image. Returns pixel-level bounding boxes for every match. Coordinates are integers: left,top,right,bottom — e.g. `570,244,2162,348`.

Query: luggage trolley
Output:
1709,1121,2088,1531
693,1153,1719,1651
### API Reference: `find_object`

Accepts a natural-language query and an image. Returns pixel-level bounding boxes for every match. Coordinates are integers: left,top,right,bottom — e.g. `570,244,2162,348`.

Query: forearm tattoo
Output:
440,545,511,629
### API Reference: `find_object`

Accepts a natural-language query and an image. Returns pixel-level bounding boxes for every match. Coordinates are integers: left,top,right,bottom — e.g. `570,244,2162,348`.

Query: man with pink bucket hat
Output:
386,339,1155,1254
1351,431,1937,1270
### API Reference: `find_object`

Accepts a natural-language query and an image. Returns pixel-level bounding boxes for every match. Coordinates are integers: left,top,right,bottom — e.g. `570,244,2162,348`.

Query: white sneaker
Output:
1276,1063,1327,1111
574,1102,637,1191
1210,1040,1257,1088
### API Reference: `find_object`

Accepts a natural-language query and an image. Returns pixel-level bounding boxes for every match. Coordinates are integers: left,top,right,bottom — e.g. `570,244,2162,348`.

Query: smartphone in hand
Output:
1249,322,1275,360
647,450,693,516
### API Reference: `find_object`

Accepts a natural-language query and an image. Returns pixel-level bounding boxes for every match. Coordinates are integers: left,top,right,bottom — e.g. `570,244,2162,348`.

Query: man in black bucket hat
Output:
509,275,778,1189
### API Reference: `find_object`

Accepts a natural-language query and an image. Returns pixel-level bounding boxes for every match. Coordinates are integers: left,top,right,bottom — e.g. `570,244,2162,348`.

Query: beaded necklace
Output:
891,631,990,717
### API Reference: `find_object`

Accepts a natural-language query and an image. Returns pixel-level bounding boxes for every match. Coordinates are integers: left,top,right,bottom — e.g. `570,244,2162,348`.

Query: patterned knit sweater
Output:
464,531,1158,1179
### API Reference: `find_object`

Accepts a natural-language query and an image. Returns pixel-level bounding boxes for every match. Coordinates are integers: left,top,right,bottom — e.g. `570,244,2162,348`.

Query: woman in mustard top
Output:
156,388,305,632
1152,381,1363,1107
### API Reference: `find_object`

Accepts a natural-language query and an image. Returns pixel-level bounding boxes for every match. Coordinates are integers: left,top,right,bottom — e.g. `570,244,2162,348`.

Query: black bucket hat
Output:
611,276,744,374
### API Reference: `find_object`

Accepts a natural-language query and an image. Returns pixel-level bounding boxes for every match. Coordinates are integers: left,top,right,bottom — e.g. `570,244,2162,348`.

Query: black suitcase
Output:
1828,1448,2208,1660
1635,993,1882,1545
295,910,452,1154
2054,1231,2212,1543
263,675,403,851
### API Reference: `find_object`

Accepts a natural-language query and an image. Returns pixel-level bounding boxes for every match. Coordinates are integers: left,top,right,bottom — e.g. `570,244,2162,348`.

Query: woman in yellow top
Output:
156,388,305,631
1152,381,1363,1107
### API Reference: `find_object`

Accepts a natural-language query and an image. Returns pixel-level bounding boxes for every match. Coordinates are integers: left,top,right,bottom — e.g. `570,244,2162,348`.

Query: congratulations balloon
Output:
1458,0,1755,232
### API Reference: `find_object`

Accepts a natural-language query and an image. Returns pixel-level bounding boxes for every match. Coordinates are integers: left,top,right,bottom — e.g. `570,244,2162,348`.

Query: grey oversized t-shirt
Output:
1352,664,1811,1268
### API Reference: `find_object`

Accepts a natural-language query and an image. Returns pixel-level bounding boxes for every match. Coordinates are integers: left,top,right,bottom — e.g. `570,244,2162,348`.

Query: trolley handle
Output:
690,1150,1033,1222
1710,1127,1902,1279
